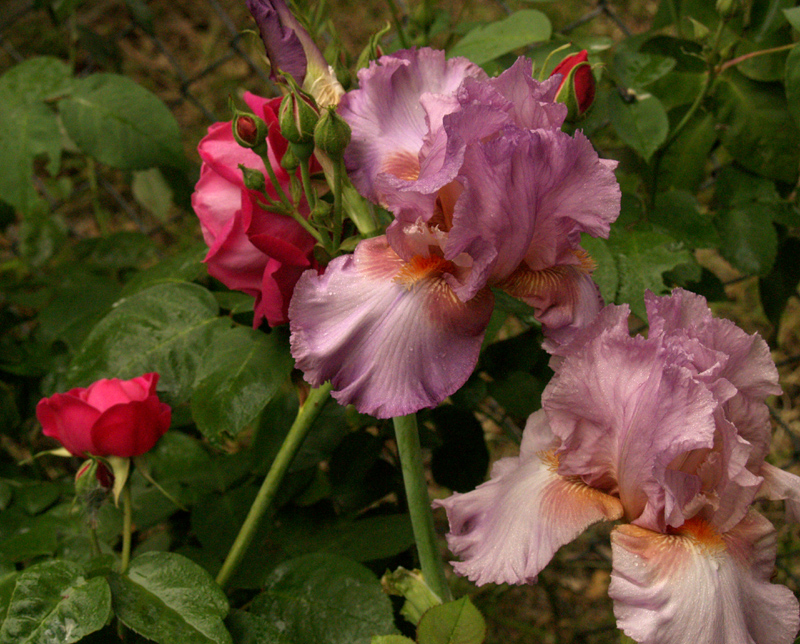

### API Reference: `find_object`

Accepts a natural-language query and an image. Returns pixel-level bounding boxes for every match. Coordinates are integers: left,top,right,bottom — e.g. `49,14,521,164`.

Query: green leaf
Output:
713,70,800,184
650,190,720,248
37,270,121,352
608,230,693,319
275,514,416,563
760,236,800,329
372,638,415,644
785,7,800,31
614,50,676,90
59,73,185,170
0,560,111,644
449,10,551,66
580,236,618,305
0,57,73,106
416,597,486,644
66,282,230,403
786,44,800,128
191,326,293,443
0,515,62,564
132,168,174,222
226,611,297,644
251,554,397,644
608,91,669,161
120,243,207,297
108,551,231,644
657,109,718,192
735,33,792,82
715,204,778,276
0,101,61,215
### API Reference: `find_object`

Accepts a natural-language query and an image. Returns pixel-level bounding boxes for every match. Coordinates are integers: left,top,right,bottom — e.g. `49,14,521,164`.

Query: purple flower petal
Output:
542,303,719,531
246,0,307,84
289,236,493,418
339,48,486,206
610,512,799,644
436,410,623,585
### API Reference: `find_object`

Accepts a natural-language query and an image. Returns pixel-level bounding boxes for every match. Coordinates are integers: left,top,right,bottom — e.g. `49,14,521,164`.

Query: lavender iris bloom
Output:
288,49,621,418
437,289,800,644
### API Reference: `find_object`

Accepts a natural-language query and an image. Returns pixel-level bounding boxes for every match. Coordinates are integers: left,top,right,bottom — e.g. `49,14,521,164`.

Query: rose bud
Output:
550,50,595,121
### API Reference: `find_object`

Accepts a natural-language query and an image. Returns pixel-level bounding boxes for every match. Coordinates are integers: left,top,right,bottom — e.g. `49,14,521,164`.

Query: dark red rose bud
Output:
550,50,595,121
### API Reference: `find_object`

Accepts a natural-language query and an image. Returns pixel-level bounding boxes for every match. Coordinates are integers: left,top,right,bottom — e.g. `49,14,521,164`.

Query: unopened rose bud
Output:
550,50,595,121
75,459,113,495
238,164,267,192
279,90,319,145
313,106,351,158
234,113,265,145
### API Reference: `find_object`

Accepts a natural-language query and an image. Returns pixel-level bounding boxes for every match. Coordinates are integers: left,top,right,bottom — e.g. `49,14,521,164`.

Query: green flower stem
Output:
299,159,318,212
392,414,453,602
332,158,344,250
260,152,293,211
216,383,333,589
120,485,133,574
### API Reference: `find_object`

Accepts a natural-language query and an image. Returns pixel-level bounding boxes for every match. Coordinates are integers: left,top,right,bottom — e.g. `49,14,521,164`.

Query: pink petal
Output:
437,411,623,585
646,288,781,463
91,398,171,458
543,315,718,530
82,374,155,411
758,462,800,523
339,48,485,206
289,236,493,418
36,394,102,456
610,512,799,644
253,258,312,327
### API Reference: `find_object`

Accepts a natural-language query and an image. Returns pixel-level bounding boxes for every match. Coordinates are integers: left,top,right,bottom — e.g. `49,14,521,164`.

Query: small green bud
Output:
232,112,268,153
716,0,739,19
75,459,100,496
280,146,300,172
313,106,352,158
279,90,319,145
238,164,267,192
290,140,315,164
310,199,332,223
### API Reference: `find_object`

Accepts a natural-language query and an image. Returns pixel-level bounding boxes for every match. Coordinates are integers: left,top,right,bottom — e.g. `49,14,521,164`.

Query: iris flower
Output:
436,289,800,644
289,49,620,418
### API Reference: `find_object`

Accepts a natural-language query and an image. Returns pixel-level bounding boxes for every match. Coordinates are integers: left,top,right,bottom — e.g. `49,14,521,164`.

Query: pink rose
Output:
36,373,171,458
192,91,317,327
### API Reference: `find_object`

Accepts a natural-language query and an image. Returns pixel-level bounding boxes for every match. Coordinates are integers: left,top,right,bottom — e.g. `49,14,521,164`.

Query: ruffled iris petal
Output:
543,309,718,530
339,48,485,206
610,512,799,644
289,236,493,418
437,410,623,585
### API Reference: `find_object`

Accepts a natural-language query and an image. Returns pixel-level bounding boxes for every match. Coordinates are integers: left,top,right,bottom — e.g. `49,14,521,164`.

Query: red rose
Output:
550,50,595,120
192,91,318,327
37,373,171,458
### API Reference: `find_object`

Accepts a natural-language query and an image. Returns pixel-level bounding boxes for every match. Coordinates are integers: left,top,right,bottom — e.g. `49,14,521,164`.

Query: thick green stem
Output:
120,485,133,574
393,414,453,602
216,383,333,588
